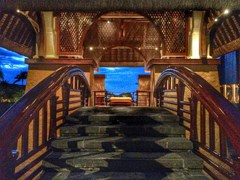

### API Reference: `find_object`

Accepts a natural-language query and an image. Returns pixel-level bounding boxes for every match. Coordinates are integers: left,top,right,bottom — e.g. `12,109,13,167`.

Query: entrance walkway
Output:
41,107,208,179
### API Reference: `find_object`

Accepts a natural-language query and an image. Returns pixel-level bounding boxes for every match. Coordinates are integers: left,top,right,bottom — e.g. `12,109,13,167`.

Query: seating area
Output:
109,96,132,106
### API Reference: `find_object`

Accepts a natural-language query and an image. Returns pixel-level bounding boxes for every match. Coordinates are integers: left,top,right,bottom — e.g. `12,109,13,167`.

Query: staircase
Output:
41,107,209,179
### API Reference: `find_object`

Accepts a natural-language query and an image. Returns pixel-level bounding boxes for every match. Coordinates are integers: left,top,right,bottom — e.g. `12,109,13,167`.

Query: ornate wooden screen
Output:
57,12,100,56
146,11,188,57
83,16,161,63
57,11,188,59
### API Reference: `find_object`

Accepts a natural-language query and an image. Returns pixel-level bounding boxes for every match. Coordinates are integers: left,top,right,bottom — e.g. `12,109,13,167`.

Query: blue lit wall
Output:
218,50,239,84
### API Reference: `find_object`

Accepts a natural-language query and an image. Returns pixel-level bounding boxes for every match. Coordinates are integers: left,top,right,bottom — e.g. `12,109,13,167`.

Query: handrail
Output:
0,65,91,179
154,66,240,178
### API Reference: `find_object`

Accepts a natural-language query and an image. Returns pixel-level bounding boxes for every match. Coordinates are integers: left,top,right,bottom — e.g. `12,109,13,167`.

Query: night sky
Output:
0,47,28,84
95,67,150,94
0,47,149,92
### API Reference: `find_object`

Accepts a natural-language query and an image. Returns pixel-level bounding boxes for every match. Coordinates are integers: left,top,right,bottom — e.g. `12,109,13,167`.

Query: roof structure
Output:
0,0,240,11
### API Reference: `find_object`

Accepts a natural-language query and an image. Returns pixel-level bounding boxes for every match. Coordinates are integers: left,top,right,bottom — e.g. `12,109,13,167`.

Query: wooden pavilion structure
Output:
0,1,240,179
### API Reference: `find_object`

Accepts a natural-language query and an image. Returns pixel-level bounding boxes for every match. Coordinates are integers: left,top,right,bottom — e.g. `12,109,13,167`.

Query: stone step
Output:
42,151,203,172
51,136,193,152
40,171,209,180
67,107,178,125
60,124,185,137
71,107,173,115
41,107,208,179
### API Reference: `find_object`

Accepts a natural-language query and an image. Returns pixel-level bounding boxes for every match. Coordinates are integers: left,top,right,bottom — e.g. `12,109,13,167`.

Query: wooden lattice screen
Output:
0,12,37,57
146,11,187,56
83,17,161,62
57,12,100,56
57,11,187,58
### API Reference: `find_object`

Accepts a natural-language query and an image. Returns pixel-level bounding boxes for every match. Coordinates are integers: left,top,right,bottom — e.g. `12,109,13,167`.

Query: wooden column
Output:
189,11,204,59
41,12,58,58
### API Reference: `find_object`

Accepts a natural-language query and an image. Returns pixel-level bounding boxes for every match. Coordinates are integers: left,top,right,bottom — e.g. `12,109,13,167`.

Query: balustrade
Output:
0,66,90,179
154,66,240,179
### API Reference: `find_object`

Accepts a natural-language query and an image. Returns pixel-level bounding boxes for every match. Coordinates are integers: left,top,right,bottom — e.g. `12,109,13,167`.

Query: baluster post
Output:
136,90,139,106
190,94,198,142
49,95,57,139
232,156,240,179
62,82,71,121
82,88,87,107
148,91,151,107
176,81,184,125
0,150,18,180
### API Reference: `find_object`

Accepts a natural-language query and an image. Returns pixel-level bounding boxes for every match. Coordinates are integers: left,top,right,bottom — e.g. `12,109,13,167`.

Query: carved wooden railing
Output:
0,65,91,180
154,66,240,179
222,84,240,107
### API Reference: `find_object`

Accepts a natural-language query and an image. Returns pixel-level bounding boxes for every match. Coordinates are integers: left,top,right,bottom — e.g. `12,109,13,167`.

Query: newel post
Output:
190,94,198,142
49,95,57,139
0,150,18,180
156,87,164,107
232,156,240,179
82,87,89,107
62,82,71,121
176,82,185,125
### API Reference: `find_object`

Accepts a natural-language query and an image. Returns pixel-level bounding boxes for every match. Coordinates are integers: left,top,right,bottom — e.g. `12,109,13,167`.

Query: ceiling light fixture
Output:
224,9,229,15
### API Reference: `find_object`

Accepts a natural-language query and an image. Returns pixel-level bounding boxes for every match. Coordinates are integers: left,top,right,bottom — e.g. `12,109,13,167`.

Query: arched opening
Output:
82,12,160,105
83,11,162,64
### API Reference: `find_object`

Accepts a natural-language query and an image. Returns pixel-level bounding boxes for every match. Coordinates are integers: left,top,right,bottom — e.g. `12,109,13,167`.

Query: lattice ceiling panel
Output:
58,12,100,54
101,47,145,63
146,11,187,55
83,17,161,62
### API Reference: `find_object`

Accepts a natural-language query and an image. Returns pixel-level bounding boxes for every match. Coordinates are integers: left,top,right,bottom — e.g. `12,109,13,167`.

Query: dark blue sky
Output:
0,47,28,84
95,67,149,93
0,47,149,92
